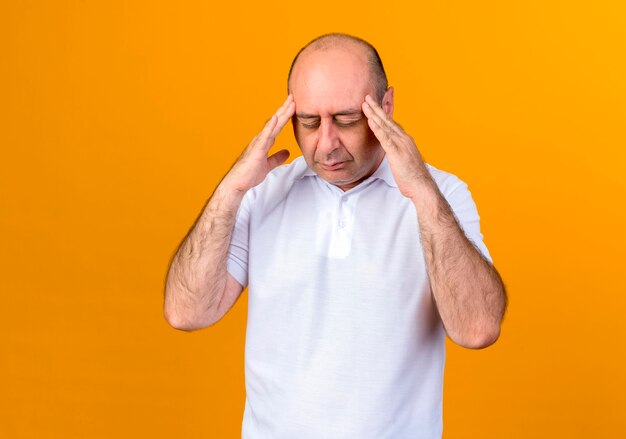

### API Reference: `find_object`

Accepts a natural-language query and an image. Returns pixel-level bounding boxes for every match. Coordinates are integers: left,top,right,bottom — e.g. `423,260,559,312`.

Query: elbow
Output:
450,324,502,350
453,282,507,349
468,326,501,350
164,314,197,332
163,279,220,331
163,302,214,332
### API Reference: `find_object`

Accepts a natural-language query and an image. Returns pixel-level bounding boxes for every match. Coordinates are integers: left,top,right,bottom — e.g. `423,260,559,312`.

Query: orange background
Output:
2,1,625,438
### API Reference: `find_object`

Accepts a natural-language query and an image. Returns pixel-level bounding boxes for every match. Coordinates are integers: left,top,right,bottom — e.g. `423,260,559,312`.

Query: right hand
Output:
222,95,295,194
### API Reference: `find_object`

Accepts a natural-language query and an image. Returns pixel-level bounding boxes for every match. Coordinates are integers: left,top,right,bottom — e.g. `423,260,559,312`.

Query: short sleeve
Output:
227,192,252,288
438,174,493,264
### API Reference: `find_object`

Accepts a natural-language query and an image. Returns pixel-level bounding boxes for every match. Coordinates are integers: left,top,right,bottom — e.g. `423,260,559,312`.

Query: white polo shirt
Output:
227,155,492,439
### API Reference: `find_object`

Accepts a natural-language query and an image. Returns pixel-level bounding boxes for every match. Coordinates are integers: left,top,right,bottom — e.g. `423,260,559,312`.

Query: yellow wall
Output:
2,1,625,437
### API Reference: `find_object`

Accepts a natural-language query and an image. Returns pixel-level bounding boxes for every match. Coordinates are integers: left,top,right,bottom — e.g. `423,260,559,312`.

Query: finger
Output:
362,97,391,133
363,94,388,121
256,96,293,153
365,115,395,152
363,95,404,137
270,95,295,138
252,95,294,156
362,100,397,149
251,114,279,153
267,149,290,171
271,94,293,125
276,93,294,115
263,114,279,135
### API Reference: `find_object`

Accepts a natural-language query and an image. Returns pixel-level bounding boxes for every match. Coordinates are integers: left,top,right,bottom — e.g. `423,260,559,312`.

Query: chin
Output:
318,170,354,184
326,173,367,191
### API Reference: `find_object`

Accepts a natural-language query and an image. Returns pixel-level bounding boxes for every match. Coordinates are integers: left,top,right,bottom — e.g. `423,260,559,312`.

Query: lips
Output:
320,162,345,171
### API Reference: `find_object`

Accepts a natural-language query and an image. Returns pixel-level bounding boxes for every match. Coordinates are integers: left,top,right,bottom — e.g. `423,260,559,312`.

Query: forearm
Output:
414,179,507,349
163,96,294,331
360,94,506,348
164,183,244,331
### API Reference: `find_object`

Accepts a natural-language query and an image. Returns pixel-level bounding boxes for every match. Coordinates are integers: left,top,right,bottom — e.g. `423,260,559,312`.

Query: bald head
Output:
287,33,388,103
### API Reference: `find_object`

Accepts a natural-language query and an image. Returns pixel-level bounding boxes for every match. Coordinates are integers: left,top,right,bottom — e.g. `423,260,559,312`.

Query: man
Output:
165,33,507,438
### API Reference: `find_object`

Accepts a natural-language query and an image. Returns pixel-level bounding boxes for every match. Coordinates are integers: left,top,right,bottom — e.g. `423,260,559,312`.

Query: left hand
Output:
362,94,433,200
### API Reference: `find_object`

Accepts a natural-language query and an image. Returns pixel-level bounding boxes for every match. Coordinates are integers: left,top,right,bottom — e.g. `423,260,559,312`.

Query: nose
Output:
317,118,340,157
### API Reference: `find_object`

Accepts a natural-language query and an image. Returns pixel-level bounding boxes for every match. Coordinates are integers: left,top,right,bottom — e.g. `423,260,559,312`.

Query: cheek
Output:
294,129,316,157
363,122,378,144
344,127,378,158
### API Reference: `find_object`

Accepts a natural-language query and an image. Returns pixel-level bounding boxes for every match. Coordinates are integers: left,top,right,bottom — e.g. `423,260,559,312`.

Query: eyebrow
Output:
296,109,363,119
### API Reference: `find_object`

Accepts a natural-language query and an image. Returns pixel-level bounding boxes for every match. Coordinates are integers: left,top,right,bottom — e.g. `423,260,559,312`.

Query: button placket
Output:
327,194,355,258
338,196,348,230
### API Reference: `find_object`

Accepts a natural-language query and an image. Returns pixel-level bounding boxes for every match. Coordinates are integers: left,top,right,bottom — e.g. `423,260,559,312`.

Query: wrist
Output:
410,178,446,218
208,182,246,216
408,171,437,203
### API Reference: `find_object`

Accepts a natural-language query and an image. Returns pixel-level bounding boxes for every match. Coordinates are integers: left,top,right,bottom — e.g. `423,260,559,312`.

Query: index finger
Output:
362,95,404,136
269,94,295,139
253,95,295,154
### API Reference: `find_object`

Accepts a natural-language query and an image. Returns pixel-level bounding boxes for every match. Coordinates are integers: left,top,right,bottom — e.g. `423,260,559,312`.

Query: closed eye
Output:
296,112,363,129
335,119,360,128
334,115,363,127
302,120,358,129
297,115,320,129
301,121,320,129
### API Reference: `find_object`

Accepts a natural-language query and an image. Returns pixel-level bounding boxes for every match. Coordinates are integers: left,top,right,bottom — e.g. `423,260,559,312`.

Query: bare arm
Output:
164,95,295,331
362,92,507,349
411,179,507,348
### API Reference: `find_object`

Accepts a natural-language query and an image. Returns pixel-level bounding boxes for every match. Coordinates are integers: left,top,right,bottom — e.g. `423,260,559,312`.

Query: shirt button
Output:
339,220,346,228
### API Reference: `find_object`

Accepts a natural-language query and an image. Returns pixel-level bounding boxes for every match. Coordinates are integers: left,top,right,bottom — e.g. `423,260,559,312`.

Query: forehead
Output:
290,46,374,115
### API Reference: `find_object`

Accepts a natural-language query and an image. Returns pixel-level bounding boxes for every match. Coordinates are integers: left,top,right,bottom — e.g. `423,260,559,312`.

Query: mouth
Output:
320,161,345,171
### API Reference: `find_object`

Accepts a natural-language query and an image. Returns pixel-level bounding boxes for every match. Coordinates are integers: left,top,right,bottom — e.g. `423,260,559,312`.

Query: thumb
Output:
267,149,290,171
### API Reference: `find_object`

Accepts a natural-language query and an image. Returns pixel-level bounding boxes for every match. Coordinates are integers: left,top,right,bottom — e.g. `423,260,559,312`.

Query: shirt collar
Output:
367,155,398,188
298,154,398,188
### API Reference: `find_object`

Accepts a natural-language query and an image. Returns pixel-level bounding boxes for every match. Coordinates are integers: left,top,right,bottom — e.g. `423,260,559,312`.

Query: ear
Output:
382,86,395,117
